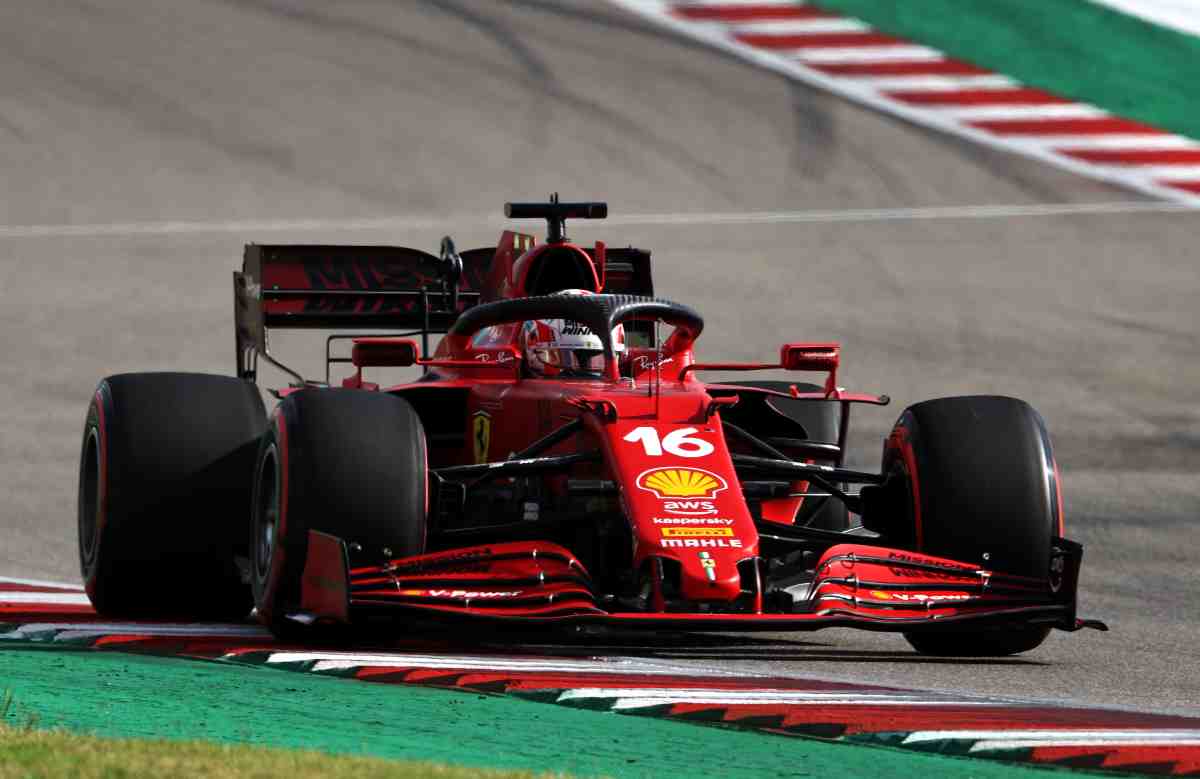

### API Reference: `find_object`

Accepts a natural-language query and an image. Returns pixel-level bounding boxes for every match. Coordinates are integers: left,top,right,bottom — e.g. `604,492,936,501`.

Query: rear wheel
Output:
880,396,1062,656
78,373,265,619
251,389,429,636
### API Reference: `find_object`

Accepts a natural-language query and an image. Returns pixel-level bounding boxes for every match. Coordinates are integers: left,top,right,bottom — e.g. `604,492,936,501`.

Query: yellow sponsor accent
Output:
637,467,727,498
869,590,892,600
472,411,491,464
661,527,734,538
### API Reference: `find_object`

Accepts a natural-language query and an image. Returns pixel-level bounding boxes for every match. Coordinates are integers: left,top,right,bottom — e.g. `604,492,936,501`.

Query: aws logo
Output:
662,500,718,516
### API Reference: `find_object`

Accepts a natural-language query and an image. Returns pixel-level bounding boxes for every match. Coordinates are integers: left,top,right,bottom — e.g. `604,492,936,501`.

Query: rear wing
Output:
233,241,655,384
234,243,487,382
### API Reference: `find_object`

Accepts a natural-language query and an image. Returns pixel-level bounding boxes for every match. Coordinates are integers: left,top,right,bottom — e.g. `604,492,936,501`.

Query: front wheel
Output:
251,389,429,636
880,396,1062,656
78,373,265,619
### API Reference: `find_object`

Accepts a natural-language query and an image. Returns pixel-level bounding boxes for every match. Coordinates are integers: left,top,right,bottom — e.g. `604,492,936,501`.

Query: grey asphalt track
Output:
2,1,1197,715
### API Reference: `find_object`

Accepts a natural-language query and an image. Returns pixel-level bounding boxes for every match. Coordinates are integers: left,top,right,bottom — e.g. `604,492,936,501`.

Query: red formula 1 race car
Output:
77,199,1104,655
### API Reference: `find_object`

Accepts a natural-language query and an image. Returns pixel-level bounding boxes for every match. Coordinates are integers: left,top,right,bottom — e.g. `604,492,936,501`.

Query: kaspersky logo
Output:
636,467,728,515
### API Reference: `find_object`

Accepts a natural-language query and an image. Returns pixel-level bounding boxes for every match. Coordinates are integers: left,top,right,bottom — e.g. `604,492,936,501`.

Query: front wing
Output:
292,532,1103,634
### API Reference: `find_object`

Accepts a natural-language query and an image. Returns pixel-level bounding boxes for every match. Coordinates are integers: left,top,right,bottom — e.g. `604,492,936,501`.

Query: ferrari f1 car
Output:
77,199,1104,655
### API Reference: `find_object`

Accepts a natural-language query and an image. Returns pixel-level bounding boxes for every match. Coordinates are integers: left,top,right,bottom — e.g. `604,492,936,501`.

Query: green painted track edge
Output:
810,0,1200,141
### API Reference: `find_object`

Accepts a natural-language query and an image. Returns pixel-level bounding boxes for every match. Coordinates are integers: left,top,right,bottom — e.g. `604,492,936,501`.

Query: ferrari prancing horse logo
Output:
472,411,491,464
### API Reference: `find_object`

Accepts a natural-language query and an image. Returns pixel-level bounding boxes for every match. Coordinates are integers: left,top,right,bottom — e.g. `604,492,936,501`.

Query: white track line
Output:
842,75,1019,91
970,736,1200,750
1,622,269,639
607,201,1196,225
263,650,750,678
0,216,452,239
305,658,634,675
1019,134,1200,150
675,1,798,6
0,201,1194,240
731,19,870,34
902,729,1200,749
921,104,1108,121
792,45,944,63
557,688,1005,709
1132,165,1200,178
904,728,1200,743
608,697,1007,710
0,575,84,590
0,592,92,605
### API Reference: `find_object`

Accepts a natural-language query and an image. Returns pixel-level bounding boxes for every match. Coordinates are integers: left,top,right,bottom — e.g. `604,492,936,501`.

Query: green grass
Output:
812,0,1200,140
0,723,565,779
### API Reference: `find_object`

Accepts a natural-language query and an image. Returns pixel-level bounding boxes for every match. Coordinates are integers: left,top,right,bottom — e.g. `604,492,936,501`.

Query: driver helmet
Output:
521,289,625,377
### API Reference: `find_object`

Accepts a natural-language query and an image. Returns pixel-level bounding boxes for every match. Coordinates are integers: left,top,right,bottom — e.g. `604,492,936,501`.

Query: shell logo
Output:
636,467,727,499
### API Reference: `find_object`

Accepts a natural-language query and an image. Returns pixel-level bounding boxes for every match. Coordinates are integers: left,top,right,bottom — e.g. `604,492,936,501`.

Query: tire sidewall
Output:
882,396,1062,656
251,407,307,626
79,384,114,604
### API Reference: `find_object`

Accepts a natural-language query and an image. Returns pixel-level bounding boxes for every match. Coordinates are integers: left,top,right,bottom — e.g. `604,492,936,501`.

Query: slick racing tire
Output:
881,396,1062,657
730,381,847,531
78,373,266,619
251,389,428,637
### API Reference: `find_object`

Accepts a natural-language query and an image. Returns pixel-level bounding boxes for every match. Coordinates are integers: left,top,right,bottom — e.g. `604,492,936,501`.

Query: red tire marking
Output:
1060,148,1200,164
421,428,430,551
674,5,834,21
1052,456,1065,536
971,117,1168,135
889,88,1068,106
736,31,902,49
885,425,922,549
809,60,990,76
277,411,289,541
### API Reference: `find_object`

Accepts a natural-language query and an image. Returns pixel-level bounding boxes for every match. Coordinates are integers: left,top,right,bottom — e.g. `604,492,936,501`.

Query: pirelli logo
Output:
660,527,734,538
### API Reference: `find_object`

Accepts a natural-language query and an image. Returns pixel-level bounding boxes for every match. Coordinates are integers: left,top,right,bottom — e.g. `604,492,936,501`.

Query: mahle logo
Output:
636,467,727,499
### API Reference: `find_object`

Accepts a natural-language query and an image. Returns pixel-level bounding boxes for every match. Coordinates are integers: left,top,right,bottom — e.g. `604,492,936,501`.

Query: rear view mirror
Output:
780,343,839,372
352,338,419,368
781,342,840,397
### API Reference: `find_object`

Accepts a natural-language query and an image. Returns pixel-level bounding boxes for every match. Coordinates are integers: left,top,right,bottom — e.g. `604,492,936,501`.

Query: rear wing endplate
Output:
234,244,485,382
233,240,654,384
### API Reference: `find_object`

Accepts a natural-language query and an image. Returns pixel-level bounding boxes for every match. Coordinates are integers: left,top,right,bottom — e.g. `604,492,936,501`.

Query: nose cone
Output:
678,548,743,601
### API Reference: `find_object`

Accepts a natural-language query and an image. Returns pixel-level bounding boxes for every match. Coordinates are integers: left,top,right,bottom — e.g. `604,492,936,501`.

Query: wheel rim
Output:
253,444,279,586
78,427,101,571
